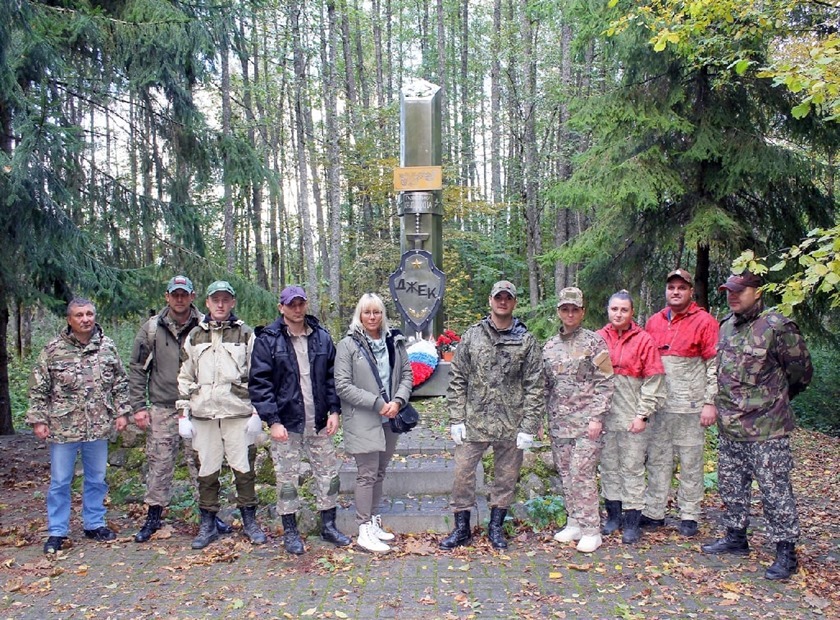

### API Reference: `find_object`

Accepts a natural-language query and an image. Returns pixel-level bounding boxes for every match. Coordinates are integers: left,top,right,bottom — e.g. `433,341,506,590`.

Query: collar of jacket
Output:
62,323,104,348
481,316,527,341
732,299,765,326
199,313,243,330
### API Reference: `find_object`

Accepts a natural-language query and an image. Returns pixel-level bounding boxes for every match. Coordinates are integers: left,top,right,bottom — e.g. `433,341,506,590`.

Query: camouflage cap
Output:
167,275,194,293
206,280,236,297
719,272,762,293
666,268,694,287
557,287,584,308
490,280,517,299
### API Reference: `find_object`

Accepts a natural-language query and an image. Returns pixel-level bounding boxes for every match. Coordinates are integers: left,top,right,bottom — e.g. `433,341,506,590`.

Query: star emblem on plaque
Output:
389,249,446,333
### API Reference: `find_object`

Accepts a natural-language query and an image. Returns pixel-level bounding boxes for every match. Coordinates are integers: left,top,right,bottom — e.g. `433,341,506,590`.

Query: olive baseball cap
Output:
206,280,236,297
557,287,584,308
167,275,194,293
490,280,517,299
719,272,762,293
666,269,694,287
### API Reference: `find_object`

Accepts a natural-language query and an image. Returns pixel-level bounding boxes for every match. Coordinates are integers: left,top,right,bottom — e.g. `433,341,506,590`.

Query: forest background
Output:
1,0,839,435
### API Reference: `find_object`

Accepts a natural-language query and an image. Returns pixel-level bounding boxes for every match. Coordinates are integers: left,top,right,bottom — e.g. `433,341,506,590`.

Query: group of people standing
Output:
26,268,812,581
437,271,811,582
27,278,413,556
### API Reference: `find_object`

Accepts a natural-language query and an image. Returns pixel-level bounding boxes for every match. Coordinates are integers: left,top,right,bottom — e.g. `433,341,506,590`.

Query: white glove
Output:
516,432,534,450
450,423,466,445
178,416,194,439
246,414,263,442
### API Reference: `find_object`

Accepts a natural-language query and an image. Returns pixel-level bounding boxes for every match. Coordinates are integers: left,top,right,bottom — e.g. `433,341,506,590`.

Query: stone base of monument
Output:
337,421,487,534
410,360,451,398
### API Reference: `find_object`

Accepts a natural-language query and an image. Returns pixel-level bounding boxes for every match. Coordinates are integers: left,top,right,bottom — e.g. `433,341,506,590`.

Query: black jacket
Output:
248,314,341,434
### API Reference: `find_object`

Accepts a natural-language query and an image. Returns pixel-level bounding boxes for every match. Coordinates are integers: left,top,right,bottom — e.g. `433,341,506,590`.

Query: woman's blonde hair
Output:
349,293,391,335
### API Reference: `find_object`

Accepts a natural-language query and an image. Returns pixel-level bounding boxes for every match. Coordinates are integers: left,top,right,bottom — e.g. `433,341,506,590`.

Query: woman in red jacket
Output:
597,290,665,544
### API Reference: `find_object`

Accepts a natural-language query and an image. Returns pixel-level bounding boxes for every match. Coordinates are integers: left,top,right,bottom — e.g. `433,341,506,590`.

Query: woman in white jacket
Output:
334,293,413,552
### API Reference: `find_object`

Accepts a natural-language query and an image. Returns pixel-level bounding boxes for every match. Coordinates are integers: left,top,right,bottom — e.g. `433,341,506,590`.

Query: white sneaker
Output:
371,515,395,541
553,525,582,542
576,534,602,553
357,522,390,553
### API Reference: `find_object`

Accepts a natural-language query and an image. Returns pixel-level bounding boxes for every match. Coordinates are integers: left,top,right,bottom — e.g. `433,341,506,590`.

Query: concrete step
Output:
339,454,484,496
336,495,490,534
341,426,453,457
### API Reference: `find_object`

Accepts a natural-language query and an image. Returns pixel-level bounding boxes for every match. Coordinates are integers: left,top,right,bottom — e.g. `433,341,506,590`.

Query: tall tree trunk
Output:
521,0,542,306
435,0,449,161
324,0,343,320
0,99,14,435
238,15,268,289
221,38,236,272
553,21,575,294
490,0,502,204
290,0,319,314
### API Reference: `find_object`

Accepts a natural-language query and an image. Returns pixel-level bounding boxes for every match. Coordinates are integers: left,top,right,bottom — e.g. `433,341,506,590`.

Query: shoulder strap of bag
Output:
354,339,388,400
142,316,160,371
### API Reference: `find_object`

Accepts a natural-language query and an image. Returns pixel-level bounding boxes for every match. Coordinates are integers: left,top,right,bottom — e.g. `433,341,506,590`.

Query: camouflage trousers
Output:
600,411,651,510
551,436,603,535
270,431,341,514
643,411,706,521
718,435,799,543
143,405,199,507
451,440,523,512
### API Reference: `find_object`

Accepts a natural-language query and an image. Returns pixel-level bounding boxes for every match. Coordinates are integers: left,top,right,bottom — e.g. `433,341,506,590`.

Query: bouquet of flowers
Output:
436,329,461,355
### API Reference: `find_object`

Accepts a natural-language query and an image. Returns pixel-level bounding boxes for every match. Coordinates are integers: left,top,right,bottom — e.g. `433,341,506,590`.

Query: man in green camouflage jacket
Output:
27,298,131,555
701,272,812,581
439,281,544,551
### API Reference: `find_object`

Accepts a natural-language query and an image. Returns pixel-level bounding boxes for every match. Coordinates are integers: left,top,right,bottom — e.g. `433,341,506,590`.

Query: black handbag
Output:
354,337,418,434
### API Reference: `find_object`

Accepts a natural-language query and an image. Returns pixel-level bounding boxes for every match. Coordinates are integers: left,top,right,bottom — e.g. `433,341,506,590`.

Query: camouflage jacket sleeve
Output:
519,334,546,435
703,356,718,405
176,333,197,413
128,320,152,413
776,320,813,399
103,337,132,419
25,348,53,427
446,326,475,426
590,343,615,423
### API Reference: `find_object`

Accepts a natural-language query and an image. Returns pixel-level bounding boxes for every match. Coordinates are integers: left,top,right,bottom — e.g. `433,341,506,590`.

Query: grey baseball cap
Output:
490,280,517,299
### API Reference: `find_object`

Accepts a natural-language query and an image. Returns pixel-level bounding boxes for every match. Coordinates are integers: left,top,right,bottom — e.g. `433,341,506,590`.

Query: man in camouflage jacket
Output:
701,272,812,581
543,287,614,553
129,276,233,543
27,298,131,555
439,281,544,551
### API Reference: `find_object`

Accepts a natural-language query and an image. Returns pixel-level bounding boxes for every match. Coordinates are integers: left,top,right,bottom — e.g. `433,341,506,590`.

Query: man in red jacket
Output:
641,269,719,537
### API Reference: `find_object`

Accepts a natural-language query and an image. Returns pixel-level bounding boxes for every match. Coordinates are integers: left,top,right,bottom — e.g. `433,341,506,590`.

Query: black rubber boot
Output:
639,514,665,529
621,509,642,544
321,507,351,546
488,507,508,549
281,513,305,555
602,500,622,535
701,527,750,555
191,509,219,550
134,505,163,543
239,506,267,545
439,510,472,550
678,519,698,537
765,541,798,580
215,516,233,535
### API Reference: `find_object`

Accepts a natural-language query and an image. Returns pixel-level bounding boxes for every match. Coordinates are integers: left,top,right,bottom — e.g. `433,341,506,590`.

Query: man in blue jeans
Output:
27,298,131,554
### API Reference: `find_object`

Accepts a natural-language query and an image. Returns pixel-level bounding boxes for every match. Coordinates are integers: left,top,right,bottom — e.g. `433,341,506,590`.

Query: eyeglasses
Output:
362,310,383,316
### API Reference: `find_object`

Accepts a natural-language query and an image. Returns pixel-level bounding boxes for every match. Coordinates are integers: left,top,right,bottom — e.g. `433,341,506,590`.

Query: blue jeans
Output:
47,440,109,536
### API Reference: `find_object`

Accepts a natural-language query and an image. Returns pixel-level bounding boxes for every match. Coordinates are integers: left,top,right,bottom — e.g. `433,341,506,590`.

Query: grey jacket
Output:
334,327,413,454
